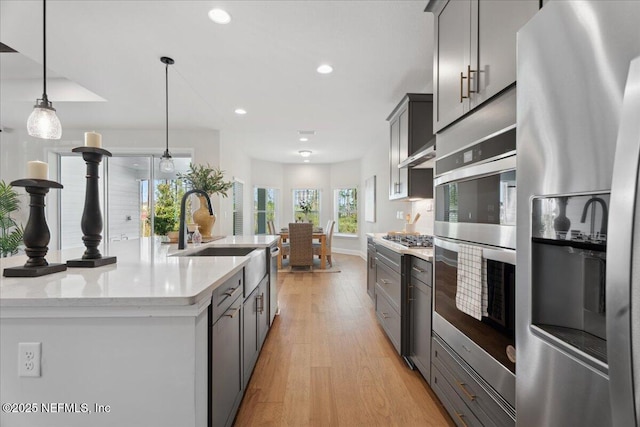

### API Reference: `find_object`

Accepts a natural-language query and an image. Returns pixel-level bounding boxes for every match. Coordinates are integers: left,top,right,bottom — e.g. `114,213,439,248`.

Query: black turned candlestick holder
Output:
66,147,117,268
3,179,66,277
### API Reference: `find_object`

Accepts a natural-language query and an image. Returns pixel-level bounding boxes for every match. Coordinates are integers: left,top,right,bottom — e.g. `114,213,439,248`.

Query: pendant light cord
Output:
165,62,169,153
42,0,47,99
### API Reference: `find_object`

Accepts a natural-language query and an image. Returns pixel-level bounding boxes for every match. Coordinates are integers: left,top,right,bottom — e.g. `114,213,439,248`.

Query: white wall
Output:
360,127,411,255
218,131,253,237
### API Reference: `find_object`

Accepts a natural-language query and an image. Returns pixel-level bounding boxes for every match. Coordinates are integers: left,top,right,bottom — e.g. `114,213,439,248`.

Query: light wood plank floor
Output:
234,254,454,427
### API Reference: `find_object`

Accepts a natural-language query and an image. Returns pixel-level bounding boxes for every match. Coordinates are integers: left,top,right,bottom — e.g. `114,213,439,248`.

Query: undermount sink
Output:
176,246,267,298
183,247,256,257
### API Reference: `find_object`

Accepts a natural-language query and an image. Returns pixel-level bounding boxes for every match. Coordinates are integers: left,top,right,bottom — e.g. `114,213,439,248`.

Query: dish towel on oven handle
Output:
455,244,488,321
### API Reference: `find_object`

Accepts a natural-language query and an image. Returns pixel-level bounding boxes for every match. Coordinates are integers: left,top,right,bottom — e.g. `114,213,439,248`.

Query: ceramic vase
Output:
553,197,571,239
193,195,215,237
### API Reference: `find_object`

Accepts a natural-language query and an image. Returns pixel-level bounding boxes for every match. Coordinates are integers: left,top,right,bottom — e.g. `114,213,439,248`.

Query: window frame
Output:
292,188,321,226
333,187,358,236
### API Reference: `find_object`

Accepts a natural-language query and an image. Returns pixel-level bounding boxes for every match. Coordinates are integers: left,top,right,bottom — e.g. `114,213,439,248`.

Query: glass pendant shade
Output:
27,100,62,139
159,152,175,173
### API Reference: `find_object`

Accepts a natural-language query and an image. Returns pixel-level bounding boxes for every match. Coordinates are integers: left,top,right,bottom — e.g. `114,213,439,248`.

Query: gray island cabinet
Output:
0,236,278,427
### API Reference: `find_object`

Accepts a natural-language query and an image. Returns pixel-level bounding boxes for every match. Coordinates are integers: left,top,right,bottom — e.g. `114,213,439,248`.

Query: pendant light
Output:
27,0,62,139
159,56,175,173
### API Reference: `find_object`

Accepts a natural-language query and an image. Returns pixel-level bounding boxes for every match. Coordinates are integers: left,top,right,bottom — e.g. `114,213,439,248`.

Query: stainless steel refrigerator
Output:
517,2,640,426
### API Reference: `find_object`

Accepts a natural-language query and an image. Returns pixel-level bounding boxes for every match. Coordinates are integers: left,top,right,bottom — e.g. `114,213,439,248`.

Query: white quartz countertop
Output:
367,233,433,262
0,236,279,309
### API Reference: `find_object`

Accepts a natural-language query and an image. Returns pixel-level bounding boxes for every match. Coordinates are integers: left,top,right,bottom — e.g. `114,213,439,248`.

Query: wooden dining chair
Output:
288,222,313,269
314,220,335,267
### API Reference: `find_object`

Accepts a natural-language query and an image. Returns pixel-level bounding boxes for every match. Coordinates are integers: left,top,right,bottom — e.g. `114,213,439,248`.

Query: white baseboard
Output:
332,248,366,260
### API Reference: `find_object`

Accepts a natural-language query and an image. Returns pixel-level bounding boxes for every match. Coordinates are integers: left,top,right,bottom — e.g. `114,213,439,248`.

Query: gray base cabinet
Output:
210,270,244,427
408,256,432,383
374,244,404,355
210,266,272,427
243,275,269,387
431,336,515,427
366,238,376,301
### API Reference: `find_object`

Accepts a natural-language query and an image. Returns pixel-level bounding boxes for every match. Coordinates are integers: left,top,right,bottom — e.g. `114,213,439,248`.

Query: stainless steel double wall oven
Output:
433,125,517,408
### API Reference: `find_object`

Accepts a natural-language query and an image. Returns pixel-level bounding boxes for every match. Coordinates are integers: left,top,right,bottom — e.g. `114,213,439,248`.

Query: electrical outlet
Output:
19,342,41,377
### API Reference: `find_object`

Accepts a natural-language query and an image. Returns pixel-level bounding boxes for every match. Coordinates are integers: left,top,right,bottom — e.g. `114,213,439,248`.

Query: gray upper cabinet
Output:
432,0,472,130
428,0,539,132
387,94,435,201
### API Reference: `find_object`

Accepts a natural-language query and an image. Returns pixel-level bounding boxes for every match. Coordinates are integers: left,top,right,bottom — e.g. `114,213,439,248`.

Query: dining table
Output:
277,228,327,269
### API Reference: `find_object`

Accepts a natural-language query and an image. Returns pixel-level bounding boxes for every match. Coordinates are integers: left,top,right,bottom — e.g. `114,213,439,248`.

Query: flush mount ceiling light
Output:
208,8,231,24
159,56,175,173
299,150,312,158
234,108,247,115
316,64,333,74
27,0,62,140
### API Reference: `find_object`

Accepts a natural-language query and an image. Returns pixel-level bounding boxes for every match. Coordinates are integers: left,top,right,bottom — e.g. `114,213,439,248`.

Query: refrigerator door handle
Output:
607,55,640,427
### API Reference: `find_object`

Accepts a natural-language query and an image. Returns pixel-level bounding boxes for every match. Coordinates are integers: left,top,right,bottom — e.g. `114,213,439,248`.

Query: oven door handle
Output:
434,153,516,187
433,236,516,265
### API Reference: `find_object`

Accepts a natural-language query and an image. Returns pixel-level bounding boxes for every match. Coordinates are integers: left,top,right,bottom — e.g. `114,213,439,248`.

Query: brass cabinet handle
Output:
412,266,426,273
380,279,391,285
455,412,469,427
381,312,391,319
224,307,240,318
467,65,477,95
460,72,468,102
456,381,476,401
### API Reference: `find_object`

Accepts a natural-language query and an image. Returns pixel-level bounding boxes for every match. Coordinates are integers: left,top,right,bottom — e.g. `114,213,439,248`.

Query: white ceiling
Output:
0,1,433,164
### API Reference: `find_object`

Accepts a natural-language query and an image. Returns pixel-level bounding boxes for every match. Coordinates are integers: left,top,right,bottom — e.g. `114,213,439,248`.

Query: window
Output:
254,187,278,234
334,188,358,235
292,189,320,226
233,180,244,236
59,154,192,249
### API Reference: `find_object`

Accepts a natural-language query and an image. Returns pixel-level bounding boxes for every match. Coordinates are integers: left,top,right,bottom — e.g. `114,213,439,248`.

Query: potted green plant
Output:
177,163,232,237
0,180,24,257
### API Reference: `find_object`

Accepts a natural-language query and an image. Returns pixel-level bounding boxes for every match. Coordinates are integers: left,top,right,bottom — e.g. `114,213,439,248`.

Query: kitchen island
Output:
0,236,278,427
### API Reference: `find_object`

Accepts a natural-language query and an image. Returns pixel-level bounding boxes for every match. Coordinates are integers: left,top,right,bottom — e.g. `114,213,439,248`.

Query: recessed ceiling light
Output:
208,8,231,24
304,159,310,163
299,137,308,142
299,150,312,158
234,108,247,115
317,64,333,74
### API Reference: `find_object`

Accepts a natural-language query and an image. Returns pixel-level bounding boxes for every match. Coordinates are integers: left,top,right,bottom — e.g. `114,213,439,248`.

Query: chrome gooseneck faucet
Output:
178,190,213,250
580,197,608,238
